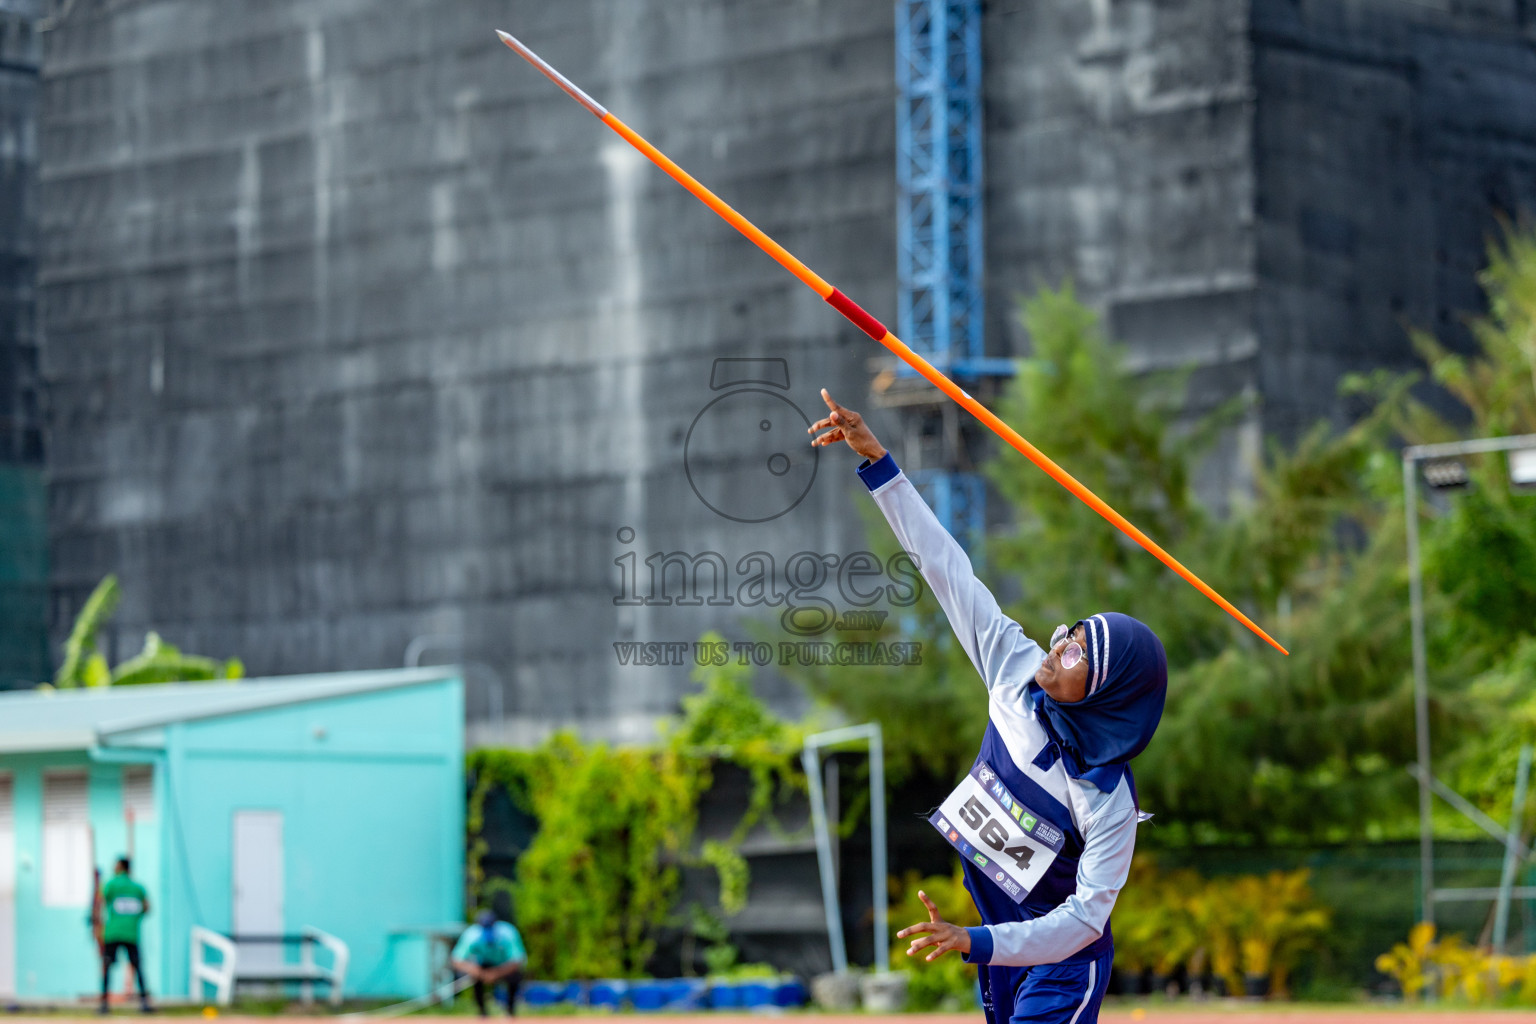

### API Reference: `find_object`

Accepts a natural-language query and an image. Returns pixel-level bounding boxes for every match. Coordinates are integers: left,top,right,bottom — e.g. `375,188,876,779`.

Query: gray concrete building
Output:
0,0,44,690
34,0,1536,736
0,0,37,466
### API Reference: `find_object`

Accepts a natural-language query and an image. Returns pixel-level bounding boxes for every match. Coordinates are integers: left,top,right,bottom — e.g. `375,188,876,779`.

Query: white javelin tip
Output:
493,29,608,118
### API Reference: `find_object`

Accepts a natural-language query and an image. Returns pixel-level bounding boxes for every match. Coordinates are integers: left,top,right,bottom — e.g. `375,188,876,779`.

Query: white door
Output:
40,771,91,908
232,811,284,973
0,775,14,995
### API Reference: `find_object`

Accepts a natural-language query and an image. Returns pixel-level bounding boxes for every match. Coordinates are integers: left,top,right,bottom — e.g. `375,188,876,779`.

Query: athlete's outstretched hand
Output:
897,890,972,962
808,388,887,462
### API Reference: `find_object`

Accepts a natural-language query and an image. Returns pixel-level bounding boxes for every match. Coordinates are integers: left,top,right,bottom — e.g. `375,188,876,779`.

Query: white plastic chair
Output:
189,925,237,1006
300,925,350,1007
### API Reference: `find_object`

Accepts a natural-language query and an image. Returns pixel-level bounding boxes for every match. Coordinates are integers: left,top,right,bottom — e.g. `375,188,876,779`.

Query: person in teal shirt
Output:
451,910,526,1016
99,857,152,1014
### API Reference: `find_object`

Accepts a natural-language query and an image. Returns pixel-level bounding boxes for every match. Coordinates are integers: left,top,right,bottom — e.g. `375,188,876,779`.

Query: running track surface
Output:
17,1012,1534,1023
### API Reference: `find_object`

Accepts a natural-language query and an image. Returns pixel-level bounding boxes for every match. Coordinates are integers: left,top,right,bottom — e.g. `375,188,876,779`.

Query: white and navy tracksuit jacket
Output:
858,453,1139,1024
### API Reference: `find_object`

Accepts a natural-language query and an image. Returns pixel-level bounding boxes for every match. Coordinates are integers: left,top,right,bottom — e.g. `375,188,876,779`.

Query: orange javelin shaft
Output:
497,30,1288,656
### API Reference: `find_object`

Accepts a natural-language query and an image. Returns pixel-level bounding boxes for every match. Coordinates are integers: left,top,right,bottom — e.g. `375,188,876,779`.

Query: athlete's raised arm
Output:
810,389,1043,695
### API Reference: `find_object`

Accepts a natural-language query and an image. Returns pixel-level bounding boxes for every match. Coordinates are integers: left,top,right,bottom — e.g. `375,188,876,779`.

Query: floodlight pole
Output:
1402,433,1536,929
1404,455,1433,926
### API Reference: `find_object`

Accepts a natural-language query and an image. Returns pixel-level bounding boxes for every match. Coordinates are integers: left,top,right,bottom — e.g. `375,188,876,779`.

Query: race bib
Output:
929,762,1064,903
112,896,143,915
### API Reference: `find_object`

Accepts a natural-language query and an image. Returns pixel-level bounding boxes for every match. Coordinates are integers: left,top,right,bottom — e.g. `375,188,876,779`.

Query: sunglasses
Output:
1049,623,1086,671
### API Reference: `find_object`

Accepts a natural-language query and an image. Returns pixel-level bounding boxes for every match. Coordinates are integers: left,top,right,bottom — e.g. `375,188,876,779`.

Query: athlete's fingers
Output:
905,934,940,955
811,401,869,442
918,889,941,921
896,921,935,939
928,928,966,961
821,387,842,413
810,427,845,447
925,942,957,962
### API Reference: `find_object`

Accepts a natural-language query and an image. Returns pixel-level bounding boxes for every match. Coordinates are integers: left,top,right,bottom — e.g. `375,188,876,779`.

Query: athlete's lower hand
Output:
809,389,887,462
896,890,972,962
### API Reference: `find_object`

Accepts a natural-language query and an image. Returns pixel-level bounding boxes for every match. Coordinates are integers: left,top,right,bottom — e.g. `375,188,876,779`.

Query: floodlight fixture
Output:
1509,447,1536,489
1422,459,1470,490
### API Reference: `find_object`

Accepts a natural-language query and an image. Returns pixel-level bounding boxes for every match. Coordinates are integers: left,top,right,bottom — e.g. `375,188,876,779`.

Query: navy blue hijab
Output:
1034,612,1167,779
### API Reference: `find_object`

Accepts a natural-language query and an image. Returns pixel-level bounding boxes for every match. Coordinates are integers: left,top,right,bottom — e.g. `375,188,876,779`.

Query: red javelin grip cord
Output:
825,290,888,341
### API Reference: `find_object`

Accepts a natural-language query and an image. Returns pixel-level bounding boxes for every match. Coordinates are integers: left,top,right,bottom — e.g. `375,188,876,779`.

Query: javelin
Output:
496,29,1288,656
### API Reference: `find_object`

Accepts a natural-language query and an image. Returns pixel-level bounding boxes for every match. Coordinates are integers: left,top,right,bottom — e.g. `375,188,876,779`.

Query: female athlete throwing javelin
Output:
809,388,1168,1024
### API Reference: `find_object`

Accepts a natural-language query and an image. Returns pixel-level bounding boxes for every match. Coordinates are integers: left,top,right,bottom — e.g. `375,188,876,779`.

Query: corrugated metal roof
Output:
0,667,459,753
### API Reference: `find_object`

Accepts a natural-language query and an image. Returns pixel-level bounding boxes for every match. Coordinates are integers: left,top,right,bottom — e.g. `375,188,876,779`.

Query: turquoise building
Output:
0,668,464,1001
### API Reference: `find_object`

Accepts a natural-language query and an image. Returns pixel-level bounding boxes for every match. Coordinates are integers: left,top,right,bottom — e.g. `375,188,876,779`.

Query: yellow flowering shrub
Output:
1376,922,1536,1006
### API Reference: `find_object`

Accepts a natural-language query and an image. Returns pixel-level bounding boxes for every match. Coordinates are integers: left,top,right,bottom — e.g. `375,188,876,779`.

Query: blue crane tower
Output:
891,0,1009,558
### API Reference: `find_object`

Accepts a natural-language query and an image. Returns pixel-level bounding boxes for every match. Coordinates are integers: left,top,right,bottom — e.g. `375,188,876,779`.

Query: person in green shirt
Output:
99,857,152,1014
451,910,526,1016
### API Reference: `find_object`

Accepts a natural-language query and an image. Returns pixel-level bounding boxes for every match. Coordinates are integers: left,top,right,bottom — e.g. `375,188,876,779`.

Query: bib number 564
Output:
958,796,1035,871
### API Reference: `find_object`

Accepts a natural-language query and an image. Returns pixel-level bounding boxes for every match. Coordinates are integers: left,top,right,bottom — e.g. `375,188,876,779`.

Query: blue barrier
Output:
521,980,582,1007
707,982,742,1009
739,982,776,1008
774,978,809,1007
629,981,666,1011
523,976,803,1011
588,980,628,1009
630,978,708,1011
666,979,710,1010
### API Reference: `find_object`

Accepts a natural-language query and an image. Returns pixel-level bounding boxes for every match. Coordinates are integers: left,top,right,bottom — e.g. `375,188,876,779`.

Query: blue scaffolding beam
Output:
895,0,1003,552
908,469,987,561
896,0,1008,379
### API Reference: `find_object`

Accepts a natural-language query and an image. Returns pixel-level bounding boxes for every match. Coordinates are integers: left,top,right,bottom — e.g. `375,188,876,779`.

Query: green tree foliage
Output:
984,285,1238,666
1444,638,1536,818
53,575,243,687
54,575,121,687
1368,223,1536,836
1418,224,1536,438
110,632,244,687
465,636,805,980
467,734,702,980
667,648,805,843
